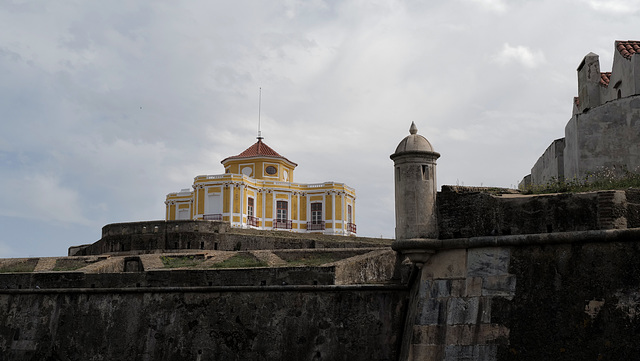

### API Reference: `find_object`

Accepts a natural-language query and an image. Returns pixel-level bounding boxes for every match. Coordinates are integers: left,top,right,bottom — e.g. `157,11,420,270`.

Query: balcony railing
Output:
247,216,259,227
203,214,222,221
273,219,292,230
307,221,325,231
347,222,357,233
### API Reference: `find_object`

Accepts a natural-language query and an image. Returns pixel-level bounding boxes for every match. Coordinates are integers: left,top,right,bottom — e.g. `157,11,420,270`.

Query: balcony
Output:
347,222,357,234
307,221,325,231
247,216,259,227
203,214,222,221
273,219,292,230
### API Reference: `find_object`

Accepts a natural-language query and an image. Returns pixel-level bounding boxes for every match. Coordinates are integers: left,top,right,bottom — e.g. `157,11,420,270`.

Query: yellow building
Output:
165,137,357,235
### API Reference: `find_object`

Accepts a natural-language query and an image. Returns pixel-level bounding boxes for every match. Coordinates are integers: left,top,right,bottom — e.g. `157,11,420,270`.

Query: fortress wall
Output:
437,190,601,239
74,220,388,256
0,286,407,361
564,95,640,180
402,229,640,360
530,138,565,185
0,267,337,289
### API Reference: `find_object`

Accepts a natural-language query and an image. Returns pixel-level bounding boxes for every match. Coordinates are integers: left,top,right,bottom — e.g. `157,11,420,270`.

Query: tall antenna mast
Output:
257,87,263,140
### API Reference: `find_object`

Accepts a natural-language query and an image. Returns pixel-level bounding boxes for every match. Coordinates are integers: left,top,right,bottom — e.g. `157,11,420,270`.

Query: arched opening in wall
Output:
614,80,622,99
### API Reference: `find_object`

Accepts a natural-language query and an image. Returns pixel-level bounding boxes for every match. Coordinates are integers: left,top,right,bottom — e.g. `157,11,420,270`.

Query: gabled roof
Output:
616,40,640,59
221,138,298,166
600,72,611,87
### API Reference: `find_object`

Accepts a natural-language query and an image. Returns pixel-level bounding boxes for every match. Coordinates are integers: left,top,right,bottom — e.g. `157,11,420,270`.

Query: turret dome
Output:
393,122,436,155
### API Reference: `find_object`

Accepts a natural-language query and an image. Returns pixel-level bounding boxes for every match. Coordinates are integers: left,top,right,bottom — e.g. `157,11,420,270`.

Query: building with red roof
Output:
165,137,356,235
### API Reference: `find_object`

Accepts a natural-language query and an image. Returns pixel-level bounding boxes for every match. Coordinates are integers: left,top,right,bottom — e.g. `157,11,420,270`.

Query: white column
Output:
341,192,346,235
331,191,336,235
228,183,234,226
239,184,245,228
261,190,266,230
272,192,277,225
297,192,301,230
307,194,311,223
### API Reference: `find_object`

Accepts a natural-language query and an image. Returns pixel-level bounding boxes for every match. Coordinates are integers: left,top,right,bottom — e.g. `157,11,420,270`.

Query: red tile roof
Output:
600,72,611,87
616,40,640,59
221,139,297,166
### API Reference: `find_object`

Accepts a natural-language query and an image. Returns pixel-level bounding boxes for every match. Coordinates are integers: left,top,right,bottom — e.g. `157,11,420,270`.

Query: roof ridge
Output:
221,139,298,166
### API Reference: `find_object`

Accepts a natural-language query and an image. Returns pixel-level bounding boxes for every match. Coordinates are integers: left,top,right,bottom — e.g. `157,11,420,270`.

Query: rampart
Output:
394,228,640,360
437,186,640,239
0,286,407,361
71,220,391,256
4,189,640,359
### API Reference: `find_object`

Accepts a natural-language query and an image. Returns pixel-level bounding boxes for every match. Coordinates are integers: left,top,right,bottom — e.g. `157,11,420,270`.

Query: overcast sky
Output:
1,0,639,257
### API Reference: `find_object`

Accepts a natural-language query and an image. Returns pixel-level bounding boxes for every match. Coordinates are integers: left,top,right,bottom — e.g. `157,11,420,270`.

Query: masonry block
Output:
420,279,451,298
447,297,479,325
410,344,444,360
424,249,467,279
482,275,516,297
444,344,498,361
468,248,510,277
451,279,466,297
466,277,483,297
417,298,447,325
412,325,445,345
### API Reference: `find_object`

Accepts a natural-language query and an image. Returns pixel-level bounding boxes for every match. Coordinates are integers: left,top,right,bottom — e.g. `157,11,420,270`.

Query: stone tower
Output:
390,122,440,240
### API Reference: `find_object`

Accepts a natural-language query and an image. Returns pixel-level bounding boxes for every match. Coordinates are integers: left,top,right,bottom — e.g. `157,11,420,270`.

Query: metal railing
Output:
273,219,292,230
307,221,325,231
247,216,259,227
347,223,357,233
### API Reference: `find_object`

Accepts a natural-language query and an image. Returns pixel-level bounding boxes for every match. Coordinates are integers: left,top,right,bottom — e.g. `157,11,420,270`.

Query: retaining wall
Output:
397,228,640,360
0,286,407,361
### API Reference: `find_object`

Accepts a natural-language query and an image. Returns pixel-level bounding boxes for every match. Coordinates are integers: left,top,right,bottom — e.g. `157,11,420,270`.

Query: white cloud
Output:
584,0,640,14
0,1,639,256
0,173,91,226
493,43,547,68
467,0,508,13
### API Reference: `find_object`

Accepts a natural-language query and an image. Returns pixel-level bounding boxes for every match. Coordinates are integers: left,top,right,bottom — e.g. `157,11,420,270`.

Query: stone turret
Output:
576,52,602,113
390,122,440,241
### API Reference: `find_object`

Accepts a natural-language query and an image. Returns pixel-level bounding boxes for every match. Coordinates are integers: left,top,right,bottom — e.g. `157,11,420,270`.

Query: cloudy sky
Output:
1,0,638,257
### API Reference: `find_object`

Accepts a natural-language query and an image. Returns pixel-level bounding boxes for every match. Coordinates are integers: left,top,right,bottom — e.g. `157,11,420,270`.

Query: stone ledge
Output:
0,284,410,294
393,227,640,252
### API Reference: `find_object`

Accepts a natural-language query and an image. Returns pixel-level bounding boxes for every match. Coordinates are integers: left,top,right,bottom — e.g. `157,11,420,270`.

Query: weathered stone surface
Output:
467,248,510,277
438,190,600,239
0,288,406,361
423,249,467,279
72,220,392,256
500,240,640,360
446,297,480,325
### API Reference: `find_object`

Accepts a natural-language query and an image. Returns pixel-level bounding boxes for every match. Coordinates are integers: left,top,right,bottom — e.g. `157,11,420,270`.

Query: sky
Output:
1,0,639,257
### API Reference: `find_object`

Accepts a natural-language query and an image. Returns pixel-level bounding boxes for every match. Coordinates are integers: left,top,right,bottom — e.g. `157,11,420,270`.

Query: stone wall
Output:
398,228,640,360
564,95,640,180
0,266,337,289
437,189,600,239
530,138,565,185
0,286,407,361
72,220,391,256
437,187,640,239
